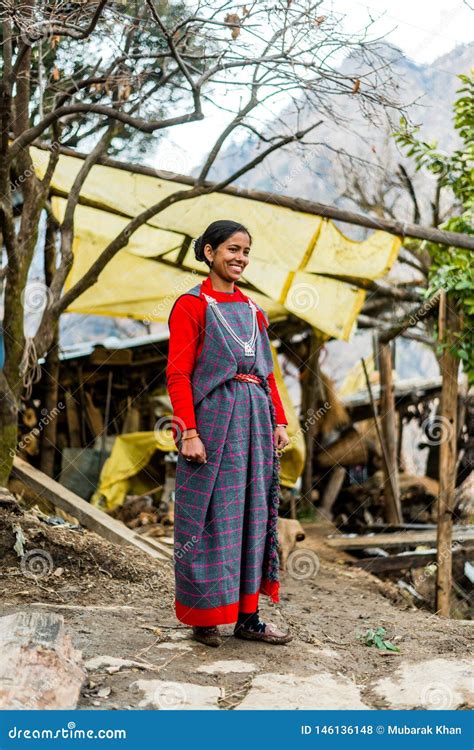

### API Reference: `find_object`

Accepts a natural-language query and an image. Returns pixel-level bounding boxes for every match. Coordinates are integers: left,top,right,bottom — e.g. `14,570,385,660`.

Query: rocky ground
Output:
0,506,472,710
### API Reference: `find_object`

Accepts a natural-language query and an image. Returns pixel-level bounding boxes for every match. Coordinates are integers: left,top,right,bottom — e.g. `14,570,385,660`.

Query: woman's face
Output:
204,231,251,281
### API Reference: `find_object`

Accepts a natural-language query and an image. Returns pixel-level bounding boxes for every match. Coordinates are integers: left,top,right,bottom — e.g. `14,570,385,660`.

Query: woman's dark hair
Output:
193,220,252,268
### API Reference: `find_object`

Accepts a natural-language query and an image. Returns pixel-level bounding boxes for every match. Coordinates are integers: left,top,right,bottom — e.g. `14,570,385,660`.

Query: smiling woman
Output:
194,220,252,281
166,219,293,648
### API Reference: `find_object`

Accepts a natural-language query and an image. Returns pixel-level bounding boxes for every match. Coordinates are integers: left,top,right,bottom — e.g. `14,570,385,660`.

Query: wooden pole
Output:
33,142,474,252
361,358,402,524
377,338,402,524
301,329,325,511
288,495,297,519
435,291,460,617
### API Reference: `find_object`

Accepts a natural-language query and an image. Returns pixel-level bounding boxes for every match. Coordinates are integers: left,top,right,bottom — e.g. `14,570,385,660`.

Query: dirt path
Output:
1,509,472,710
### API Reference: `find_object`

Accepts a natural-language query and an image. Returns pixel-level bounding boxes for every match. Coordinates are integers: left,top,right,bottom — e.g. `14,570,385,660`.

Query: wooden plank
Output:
65,391,82,447
0,611,85,709
90,347,132,365
350,546,468,573
342,376,443,407
320,466,346,519
364,523,438,531
84,391,104,438
11,456,173,561
436,292,460,616
327,527,474,550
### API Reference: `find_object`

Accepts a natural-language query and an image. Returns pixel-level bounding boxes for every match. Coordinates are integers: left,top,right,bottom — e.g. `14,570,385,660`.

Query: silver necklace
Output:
203,292,258,356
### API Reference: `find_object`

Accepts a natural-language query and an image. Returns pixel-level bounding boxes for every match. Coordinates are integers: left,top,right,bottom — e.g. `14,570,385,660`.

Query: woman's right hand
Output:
180,430,207,464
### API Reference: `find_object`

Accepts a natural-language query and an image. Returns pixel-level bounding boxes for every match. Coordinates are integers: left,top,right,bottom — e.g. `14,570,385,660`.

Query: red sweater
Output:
166,276,288,430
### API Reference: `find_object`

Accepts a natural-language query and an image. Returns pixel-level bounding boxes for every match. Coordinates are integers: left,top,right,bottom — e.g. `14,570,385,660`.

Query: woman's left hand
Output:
274,425,289,451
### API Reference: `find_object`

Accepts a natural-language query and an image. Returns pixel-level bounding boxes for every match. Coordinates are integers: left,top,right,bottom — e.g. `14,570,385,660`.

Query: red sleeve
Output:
166,294,204,433
267,372,288,425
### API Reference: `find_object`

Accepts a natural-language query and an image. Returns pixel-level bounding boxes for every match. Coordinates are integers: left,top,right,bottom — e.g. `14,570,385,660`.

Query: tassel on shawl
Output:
259,375,282,596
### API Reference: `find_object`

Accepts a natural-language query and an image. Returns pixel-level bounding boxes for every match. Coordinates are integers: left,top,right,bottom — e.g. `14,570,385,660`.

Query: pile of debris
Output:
111,491,175,557
0,488,174,609
325,472,474,619
288,362,474,620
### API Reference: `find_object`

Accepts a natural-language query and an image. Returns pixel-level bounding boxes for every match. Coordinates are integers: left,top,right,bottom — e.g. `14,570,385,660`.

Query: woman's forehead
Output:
223,231,251,246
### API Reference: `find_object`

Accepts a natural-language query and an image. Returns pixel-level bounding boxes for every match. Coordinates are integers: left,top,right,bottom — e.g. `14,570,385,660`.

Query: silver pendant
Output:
244,343,255,356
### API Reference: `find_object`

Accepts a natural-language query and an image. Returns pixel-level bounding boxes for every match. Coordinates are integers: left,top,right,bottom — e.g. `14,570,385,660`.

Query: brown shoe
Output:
192,626,223,647
234,621,293,645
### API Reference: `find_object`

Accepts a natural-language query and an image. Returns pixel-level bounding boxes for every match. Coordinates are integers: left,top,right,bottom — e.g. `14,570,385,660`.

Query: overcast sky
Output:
334,0,472,64
154,0,472,171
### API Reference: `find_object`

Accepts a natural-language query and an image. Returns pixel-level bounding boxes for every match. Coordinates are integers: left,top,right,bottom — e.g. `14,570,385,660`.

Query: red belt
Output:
233,372,262,385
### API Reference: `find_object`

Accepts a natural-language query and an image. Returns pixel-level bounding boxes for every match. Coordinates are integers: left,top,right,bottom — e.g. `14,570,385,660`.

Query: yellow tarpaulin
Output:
91,431,175,511
30,147,401,341
28,146,402,491
338,355,376,397
92,343,305,509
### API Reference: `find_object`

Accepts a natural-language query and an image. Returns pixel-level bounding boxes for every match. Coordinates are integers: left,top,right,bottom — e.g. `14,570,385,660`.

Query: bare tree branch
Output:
358,314,436,346
10,103,205,158
397,162,421,224
378,290,443,344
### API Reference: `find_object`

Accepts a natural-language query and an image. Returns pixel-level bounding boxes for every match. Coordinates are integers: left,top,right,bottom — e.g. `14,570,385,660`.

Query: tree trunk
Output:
39,216,60,477
0,373,18,486
39,332,60,477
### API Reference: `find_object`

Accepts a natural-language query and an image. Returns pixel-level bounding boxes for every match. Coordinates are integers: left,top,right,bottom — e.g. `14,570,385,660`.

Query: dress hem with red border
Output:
175,579,280,626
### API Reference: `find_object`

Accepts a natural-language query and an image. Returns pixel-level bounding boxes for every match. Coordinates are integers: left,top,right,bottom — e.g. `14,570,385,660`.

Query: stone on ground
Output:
235,672,371,710
372,658,474,709
131,679,221,709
